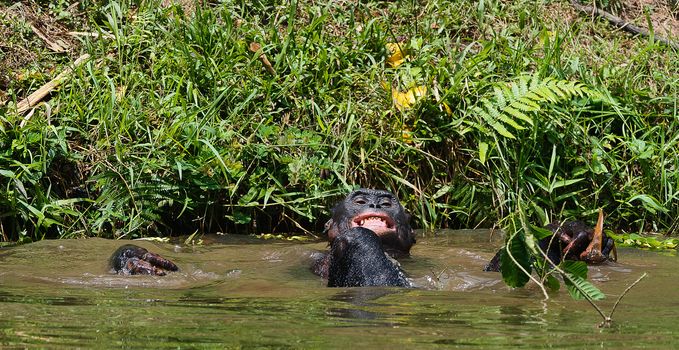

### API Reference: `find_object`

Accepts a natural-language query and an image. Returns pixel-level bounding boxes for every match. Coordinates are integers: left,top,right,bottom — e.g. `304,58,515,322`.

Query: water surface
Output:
0,230,676,348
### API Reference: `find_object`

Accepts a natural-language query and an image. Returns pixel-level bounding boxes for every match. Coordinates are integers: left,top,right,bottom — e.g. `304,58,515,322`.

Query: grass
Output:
0,0,677,245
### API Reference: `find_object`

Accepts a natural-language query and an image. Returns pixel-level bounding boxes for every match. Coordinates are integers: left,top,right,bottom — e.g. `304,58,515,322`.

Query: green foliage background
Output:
1,0,677,243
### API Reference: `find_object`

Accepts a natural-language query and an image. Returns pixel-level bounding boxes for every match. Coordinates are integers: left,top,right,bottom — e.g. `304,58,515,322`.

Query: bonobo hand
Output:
328,227,411,287
484,209,616,272
546,209,616,264
110,244,179,276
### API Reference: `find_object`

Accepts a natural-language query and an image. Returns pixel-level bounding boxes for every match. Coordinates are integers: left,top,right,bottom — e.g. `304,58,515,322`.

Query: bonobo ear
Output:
324,218,339,241
323,218,333,234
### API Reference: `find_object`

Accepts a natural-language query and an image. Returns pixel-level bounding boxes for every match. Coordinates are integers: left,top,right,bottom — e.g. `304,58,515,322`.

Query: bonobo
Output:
328,227,411,287
484,209,616,272
110,244,179,276
325,188,415,257
313,188,415,279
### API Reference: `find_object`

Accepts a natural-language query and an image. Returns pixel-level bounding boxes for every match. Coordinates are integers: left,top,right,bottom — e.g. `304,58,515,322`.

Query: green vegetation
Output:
1,0,677,290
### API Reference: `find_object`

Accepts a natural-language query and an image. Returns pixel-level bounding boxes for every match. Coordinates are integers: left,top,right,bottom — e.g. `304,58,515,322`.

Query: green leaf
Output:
627,194,667,214
561,261,605,301
562,260,587,278
0,169,16,178
501,231,531,288
432,185,451,200
503,106,533,125
493,87,507,109
479,141,489,164
496,112,525,131
545,275,560,291
550,178,584,191
228,210,252,224
530,224,554,240
490,121,516,139
563,273,605,301
510,100,539,112
590,153,608,174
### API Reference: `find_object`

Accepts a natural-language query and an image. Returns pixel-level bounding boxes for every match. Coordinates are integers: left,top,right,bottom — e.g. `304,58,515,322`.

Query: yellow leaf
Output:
441,102,452,115
401,127,414,144
392,85,427,111
386,42,408,67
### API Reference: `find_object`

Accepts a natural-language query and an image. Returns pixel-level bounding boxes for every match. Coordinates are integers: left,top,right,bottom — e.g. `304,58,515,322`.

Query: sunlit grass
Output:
0,0,677,243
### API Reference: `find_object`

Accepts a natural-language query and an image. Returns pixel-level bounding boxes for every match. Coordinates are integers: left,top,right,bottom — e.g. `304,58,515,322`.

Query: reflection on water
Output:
0,230,677,348
327,288,406,322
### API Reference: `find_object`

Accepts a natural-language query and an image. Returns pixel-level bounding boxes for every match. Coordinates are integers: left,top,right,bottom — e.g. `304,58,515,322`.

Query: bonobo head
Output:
110,244,179,276
328,227,411,287
325,188,415,258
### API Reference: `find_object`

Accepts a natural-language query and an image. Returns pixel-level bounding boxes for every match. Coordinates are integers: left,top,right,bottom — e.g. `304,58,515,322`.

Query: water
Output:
0,230,677,348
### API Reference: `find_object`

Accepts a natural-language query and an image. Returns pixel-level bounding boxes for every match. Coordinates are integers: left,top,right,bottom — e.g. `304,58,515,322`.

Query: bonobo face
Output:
325,189,415,257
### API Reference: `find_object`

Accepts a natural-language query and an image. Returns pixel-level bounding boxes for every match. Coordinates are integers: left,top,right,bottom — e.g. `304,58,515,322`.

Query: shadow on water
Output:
0,230,678,348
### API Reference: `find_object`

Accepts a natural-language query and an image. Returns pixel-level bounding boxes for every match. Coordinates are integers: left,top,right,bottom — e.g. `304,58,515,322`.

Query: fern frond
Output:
504,106,534,126
486,101,524,131
535,85,559,103
519,77,529,95
493,87,507,109
474,105,516,139
471,74,597,143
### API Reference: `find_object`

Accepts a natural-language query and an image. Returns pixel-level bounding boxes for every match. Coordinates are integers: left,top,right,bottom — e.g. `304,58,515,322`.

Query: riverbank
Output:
1,0,677,242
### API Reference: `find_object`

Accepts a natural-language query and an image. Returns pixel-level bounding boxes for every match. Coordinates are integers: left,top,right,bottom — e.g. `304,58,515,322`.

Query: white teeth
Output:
355,216,393,229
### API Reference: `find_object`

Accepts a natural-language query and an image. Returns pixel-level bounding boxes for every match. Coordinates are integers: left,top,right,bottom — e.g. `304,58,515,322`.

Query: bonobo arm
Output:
328,227,411,287
110,244,179,276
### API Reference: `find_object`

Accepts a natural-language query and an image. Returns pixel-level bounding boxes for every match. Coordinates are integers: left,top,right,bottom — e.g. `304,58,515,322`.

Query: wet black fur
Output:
328,227,411,287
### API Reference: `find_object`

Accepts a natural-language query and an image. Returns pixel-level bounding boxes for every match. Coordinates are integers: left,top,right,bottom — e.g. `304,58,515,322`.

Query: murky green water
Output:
1,230,677,349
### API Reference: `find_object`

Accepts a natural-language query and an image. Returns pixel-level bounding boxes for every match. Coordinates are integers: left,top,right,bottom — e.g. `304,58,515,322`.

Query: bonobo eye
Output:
353,197,367,205
379,198,393,208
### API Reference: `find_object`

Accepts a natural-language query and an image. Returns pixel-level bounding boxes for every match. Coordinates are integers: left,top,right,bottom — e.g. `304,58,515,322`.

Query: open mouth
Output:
350,212,396,235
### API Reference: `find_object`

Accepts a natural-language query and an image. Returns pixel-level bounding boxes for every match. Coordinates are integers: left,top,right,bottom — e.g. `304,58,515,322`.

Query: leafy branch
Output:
531,221,647,327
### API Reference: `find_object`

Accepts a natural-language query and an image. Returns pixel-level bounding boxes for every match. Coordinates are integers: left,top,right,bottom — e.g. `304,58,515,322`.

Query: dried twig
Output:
16,53,90,122
30,24,70,52
571,0,679,50
249,42,277,76
67,31,115,40
599,272,648,328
